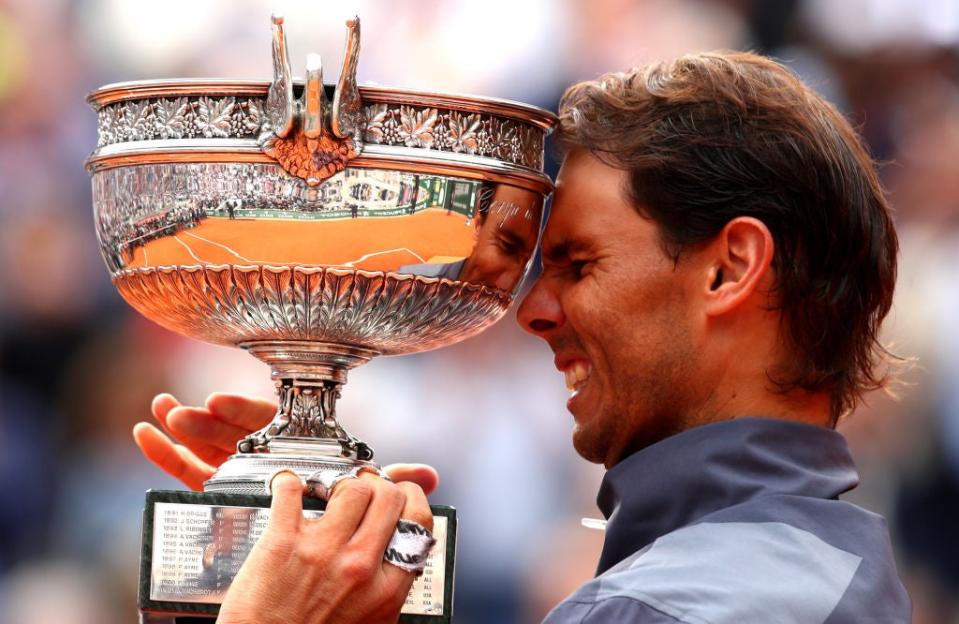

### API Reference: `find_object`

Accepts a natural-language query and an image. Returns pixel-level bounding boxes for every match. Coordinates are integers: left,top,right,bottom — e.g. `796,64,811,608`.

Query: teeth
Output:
563,361,591,393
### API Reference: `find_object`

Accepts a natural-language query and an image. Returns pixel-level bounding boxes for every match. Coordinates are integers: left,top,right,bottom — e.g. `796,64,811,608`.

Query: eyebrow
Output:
541,237,591,264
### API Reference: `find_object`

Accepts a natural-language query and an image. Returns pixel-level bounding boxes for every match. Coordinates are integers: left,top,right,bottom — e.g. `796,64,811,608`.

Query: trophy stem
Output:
236,340,379,461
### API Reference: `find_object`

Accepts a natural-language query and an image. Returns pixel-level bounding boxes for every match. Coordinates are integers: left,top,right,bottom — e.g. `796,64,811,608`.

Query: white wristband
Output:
383,519,436,574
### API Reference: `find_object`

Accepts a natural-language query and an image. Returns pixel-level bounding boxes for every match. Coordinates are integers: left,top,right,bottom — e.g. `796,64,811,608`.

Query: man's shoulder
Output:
545,516,910,623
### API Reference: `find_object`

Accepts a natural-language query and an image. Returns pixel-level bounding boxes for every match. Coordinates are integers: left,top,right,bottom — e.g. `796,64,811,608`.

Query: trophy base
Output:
138,490,456,623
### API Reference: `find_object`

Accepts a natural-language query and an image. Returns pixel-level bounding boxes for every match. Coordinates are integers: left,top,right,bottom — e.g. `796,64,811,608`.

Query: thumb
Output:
383,463,439,496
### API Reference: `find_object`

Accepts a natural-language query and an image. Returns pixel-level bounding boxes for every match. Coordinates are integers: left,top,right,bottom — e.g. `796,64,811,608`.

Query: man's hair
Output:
557,51,898,421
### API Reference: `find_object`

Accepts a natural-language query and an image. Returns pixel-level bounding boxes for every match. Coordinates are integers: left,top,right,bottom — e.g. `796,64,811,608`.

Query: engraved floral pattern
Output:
361,103,544,169
397,105,437,148
95,96,547,169
128,100,154,141
474,119,499,156
97,105,116,145
153,97,190,139
286,388,343,439
95,96,266,147
113,266,512,355
196,96,236,138
241,100,263,133
447,111,481,154
290,391,321,434
365,103,398,143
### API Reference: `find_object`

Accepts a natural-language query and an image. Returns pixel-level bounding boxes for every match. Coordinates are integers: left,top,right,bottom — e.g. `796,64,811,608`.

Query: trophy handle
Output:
302,53,328,142
332,17,363,141
258,15,363,186
264,14,295,139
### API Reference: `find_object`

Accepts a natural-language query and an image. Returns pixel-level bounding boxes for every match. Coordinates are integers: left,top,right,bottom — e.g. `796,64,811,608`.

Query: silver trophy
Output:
86,16,554,623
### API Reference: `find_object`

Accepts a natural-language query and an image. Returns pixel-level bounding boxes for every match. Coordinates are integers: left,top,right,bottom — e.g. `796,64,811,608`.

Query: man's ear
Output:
703,217,774,317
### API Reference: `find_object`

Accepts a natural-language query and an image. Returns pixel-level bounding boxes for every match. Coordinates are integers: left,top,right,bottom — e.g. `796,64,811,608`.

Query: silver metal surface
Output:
305,465,382,500
111,266,512,351
256,15,363,185
331,19,364,141
264,15,294,140
88,15,552,490
88,88,551,172
205,453,371,494
87,80,557,127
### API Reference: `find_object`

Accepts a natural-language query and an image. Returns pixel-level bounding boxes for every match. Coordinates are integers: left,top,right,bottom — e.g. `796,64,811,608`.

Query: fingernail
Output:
152,393,178,411
264,469,304,496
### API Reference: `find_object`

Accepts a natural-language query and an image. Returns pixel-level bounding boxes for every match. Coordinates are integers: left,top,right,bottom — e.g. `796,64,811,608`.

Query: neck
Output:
688,336,833,431
609,389,832,470
692,384,833,430
687,304,835,428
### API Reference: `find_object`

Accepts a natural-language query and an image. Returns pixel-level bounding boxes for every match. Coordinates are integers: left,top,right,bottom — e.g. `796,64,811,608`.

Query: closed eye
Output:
541,253,589,277
496,232,526,256
570,259,590,278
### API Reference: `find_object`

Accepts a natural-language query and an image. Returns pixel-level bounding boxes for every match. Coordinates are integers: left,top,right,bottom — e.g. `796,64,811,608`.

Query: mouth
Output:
561,360,592,396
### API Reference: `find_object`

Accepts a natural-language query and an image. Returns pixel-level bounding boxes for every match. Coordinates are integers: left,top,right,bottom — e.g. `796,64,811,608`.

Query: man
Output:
134,51,910,622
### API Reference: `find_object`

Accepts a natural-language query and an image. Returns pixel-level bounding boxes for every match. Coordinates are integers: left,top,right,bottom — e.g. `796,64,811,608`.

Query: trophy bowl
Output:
86,16,553,622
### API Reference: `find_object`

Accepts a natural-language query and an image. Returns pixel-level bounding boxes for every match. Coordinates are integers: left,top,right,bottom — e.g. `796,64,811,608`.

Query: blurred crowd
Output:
1,1,958,622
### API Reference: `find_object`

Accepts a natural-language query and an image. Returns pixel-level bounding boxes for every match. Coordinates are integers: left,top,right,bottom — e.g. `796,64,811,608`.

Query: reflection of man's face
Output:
459,186,540,292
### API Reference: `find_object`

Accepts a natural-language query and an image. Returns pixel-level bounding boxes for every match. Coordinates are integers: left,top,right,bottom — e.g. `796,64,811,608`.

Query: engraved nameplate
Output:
139,490,455,623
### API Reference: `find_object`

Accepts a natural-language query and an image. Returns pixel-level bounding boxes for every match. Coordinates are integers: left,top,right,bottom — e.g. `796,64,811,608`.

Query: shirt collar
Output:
595,417,859,574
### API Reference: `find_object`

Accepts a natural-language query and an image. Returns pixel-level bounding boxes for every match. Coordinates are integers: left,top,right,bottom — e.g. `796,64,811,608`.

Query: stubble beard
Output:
573,326,698,468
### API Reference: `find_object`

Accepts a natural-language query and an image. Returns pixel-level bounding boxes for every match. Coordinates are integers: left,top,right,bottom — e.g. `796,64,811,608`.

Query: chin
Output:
571,425,607,465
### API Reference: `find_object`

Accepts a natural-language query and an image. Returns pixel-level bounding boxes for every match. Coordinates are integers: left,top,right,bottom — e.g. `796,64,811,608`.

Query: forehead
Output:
543,151,648,252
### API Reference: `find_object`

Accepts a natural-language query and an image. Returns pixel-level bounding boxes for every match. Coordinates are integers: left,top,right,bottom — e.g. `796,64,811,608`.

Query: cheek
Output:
562,278,631,373
602,279,693,375
558,279,603,332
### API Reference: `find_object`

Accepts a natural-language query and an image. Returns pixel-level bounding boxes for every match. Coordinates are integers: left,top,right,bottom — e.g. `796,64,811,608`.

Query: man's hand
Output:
133,393,441,623
133,392,277,490
218,470,434,624
132,393,439,493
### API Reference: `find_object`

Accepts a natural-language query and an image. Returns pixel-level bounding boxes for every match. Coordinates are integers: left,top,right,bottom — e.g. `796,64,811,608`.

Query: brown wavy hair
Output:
557,52,899,422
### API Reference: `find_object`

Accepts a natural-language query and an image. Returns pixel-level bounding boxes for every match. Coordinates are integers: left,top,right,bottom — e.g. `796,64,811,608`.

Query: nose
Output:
516,275,564,337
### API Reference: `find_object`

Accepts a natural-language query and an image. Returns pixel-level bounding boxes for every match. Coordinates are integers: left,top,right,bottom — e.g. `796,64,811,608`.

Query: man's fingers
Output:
151,393,181,435
266,471,304,535
150,408,233,467
150,393,250,465
383,463,439,496
318,477,375,542
150,394,232,465
395,481,433,532
132,422,215,491
166,405,251,454
172,446,217,490
350,474,406,556
382,481,435,586
205,393,277,431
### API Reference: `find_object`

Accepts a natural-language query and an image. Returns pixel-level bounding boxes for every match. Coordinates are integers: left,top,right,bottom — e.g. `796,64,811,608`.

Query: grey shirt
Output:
543,418,911,623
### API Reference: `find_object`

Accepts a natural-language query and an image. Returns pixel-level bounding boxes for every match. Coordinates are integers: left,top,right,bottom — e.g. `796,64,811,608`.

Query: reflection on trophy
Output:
85,15,554,623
